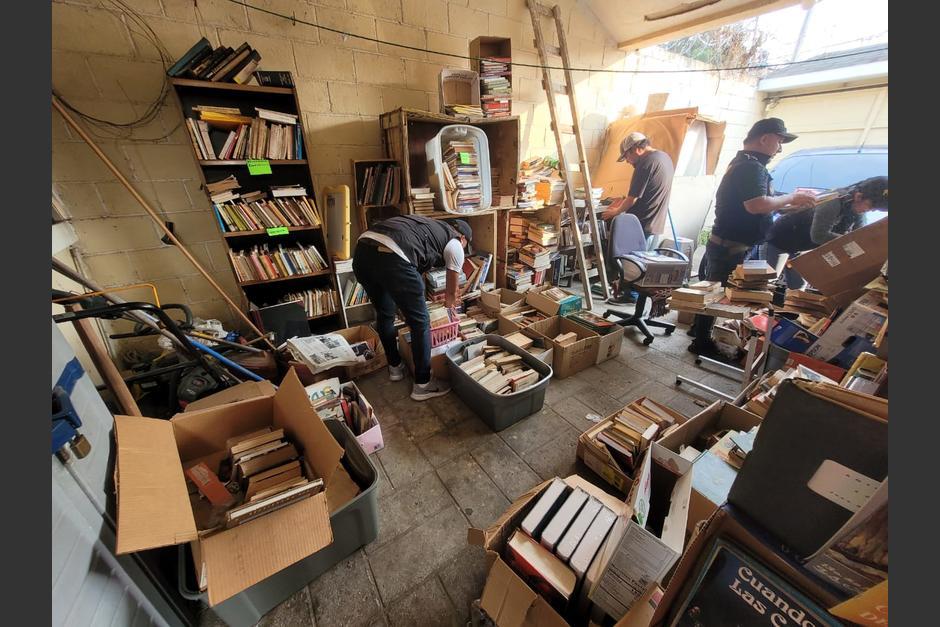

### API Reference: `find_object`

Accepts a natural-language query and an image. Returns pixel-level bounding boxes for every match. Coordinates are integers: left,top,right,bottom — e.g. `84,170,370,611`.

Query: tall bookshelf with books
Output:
171,77,341,331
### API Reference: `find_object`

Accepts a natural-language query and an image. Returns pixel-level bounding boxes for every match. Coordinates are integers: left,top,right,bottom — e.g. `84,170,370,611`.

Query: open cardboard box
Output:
397,327,450,380
481,288,526,317
497,299,543,335
113,369,344,606
469,475,629,627
577,398,689,494
653,401,761,535
789,218,887,298
287,326,387,385
524,286,584,317
588,446,693,621
526,316,600,379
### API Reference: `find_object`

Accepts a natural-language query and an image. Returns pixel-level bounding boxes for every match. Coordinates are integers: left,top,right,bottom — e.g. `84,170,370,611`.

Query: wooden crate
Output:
496,204,562,289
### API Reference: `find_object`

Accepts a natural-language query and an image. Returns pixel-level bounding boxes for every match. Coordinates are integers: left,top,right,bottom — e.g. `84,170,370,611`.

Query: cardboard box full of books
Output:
112,369,343,606
653,401,761,534
526,316,600,379
480,288,526,317
525,285,584,317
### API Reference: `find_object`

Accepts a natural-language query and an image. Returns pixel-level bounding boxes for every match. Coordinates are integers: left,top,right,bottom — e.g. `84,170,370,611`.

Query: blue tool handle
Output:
188,339,264,382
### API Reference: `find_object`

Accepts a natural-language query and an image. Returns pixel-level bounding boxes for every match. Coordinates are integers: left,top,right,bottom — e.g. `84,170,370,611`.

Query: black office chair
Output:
602,214,690,345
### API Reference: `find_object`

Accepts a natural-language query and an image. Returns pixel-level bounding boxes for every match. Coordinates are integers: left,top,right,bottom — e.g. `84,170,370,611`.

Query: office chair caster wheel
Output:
664,329,674,336
643,337,654,346
675,378,682,386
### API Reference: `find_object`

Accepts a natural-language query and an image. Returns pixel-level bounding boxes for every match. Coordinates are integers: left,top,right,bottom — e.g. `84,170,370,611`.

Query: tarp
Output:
593,108,727,199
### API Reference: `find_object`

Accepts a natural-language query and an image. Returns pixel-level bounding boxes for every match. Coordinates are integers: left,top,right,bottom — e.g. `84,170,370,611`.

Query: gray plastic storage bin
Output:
445,334,553,431
179,419,379,627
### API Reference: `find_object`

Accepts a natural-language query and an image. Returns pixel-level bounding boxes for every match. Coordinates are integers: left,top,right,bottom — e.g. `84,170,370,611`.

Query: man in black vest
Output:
690,118,816,357
353,215,472,401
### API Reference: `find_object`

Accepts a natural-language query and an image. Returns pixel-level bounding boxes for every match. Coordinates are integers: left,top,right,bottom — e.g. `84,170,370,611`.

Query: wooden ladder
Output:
527,0,610,309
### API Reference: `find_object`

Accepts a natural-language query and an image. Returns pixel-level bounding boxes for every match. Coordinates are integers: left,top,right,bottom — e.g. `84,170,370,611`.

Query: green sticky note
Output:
459,152,470,165
266,226,290,236
247,159,272,175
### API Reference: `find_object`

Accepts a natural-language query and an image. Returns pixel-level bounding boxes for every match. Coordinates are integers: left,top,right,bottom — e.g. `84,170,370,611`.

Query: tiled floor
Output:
200,310,743,627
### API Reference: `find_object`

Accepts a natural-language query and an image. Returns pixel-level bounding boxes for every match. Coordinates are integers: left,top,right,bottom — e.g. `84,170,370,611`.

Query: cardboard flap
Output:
183,380,277,412
114,415,197,554
794,380,888,422
627,450,653,527
523,596,568,627
201,492,332,606
480,558,538,627
273,369,344,485
660,468,693,554
479,479,551,550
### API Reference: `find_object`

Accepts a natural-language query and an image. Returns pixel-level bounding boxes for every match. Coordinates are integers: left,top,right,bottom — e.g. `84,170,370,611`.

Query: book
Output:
236,443,298,478
184,462,234,507
230,50,262,84
225,478,324,528
505,530,577,611
167,37,212,77
521,477,570,540
254,70,294,87
210,42,251,82
556,496,603,563
245,461,303,498
230,428,285,456
569,505,617,578
540,487,589,552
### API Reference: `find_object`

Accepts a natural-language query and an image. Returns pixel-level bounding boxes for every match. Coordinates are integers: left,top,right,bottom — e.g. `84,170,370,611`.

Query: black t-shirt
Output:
712,150,774,246
627,150,675,236
766,197,862,253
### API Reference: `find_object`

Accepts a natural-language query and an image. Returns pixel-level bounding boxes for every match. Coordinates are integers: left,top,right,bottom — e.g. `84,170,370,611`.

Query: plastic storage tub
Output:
425,124,492,213
445,334,553,431
179,419,379,627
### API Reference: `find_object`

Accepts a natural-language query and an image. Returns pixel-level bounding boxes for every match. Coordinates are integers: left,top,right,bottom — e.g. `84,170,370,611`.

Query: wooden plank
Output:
170,77,294,95
542,79,569,95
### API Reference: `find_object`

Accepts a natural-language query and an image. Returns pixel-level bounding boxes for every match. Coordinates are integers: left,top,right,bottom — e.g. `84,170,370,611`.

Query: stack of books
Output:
536,179,566,206
459,341,542,394
277,288,337,318
574,187,603,209
410,187,436,215
167,38,262,85
666,280,724,314
517,157,546,210
424,268,468,301
186,106,302,161
463,253,493,296
443,140,482,212
725,261,777,305
228,243,329,282
445,103,484,117
781,289,835,316
506,262,534,291
213,193,321,232
519,243,553,272
342,279,370,307
358,163,401,206
591,398,679,476
527,222,558,247
509,215,529,250
503,307,549,330
565,311,619,335
479,56,511,118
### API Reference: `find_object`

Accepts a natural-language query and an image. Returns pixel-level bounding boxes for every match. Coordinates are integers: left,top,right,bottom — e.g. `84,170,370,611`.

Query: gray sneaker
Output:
388,363,406,382
410,377,451,401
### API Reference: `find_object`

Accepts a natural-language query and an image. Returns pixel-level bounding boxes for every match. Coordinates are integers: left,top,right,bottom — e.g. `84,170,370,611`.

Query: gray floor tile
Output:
198,610,226,627
519,426,581,480
438,453,511,529
365,471,453,555
367,505,470,605
308,551,382,627
470,437,542,501
549,395,597,432
438,545,490,623
386,576,461,627
427,393,478,427
393,400,446,441
257,587,314,627
373,456,394,499
596,358,652,392
628,355,684,386
573,389,626,417
375,424,434,490
616,377,681,406
499,406,571,456
418,416,496,468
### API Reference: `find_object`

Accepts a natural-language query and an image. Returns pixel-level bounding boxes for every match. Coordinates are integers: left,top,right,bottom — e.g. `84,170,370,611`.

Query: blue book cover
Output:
668,538,842,627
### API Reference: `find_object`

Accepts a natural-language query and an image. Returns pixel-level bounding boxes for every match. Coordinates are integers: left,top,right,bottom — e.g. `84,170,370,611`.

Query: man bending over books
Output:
353,215,472,401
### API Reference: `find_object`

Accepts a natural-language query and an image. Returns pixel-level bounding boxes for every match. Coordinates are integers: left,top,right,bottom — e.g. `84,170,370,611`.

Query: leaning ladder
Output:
527,0,610,308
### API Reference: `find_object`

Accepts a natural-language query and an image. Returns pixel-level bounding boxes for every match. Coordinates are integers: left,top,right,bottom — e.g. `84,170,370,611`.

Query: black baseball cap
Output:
448,219,473,252
746,117,798,143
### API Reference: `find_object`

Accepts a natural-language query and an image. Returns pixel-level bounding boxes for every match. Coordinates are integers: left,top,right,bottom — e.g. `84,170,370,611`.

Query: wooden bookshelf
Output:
469,37,512,119
170,77,342,329
352,158,402,233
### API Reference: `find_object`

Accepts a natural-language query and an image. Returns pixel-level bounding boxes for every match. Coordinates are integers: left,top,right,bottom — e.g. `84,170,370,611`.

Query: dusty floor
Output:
200,309,742,627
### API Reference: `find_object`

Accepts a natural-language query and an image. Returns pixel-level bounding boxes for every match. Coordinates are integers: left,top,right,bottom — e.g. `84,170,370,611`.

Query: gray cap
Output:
618,132,648,161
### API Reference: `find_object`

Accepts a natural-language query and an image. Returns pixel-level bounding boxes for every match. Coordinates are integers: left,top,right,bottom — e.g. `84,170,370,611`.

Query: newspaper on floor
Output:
284,334,358,374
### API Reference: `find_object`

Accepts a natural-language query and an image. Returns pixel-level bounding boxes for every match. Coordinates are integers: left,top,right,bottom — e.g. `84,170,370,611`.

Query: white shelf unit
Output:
334,258,375,327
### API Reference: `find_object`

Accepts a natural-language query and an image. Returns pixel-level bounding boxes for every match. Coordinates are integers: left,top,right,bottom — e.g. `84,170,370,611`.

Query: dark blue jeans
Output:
352,241,432,384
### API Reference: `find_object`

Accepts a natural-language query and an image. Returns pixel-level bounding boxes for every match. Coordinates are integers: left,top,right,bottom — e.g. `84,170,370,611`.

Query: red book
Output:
504,530,576,612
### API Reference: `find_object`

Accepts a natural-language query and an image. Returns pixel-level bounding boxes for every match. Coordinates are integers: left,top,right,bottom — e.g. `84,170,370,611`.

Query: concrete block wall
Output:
52,0,761,338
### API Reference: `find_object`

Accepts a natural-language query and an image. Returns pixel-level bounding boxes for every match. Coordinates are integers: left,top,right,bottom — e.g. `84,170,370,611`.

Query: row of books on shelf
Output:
228,243,328,283
275,288,337,318
186,105,301,161
342,279,371,307
480,56,511,118
358,163,401,206
214,195,321,232
167,38,261,85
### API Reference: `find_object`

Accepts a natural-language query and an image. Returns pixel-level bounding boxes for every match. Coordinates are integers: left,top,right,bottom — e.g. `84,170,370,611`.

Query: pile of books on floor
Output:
506,262,534,291
589,398,680,476
410,187,436,215
277,288,337,318
725,261,777,305
479,56,511,118
186,105,302,161
666,280,724,314
504,477,619,611
228,243,328,282
742,362,837,417
342,279,370,308
443,140,483,212
781,288,835,317
184,426,324,531
459,341,541,394
358,163,401,206
167,38,261,85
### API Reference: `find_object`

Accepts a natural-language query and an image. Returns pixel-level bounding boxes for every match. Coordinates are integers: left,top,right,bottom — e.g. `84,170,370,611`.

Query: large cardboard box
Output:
525,286,583,317
113,370,344,606
397,327,451,380
337,325,388,379
480,288,526,317
648,505,844,626
790,218,888,297
588,447,693,620
526,316,600,379
653,401,762,533
577,397,688,494
469,475,629,627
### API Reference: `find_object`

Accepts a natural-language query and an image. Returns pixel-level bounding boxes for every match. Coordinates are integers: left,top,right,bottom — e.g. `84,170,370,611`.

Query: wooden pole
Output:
52,95,277,351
